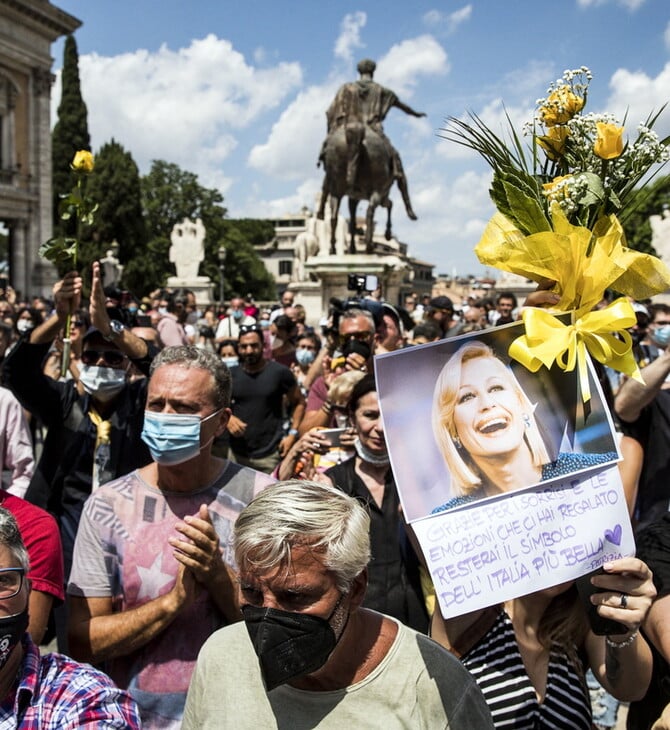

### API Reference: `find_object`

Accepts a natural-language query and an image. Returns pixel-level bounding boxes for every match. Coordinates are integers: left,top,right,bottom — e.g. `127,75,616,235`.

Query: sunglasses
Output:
81,349,126,367
337,331,374,347
0,567,25,599
239,324,263,335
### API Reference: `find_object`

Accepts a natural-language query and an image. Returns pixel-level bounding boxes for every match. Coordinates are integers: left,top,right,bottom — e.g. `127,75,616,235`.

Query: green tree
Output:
52,34,90,232
134,160,276,298
79,140,147,293
621,174,670,254
202,220,276,301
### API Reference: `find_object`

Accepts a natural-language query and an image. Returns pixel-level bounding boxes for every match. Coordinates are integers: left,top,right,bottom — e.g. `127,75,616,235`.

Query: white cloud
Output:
436,96,535,161
447,5,473,32
52,35,303,186
247,83,336,179
393,168,494,274
377,35,450,98
605,63,670,140
241,178,323,219
576,0,646,10
334,11,367,63
422,5,473,34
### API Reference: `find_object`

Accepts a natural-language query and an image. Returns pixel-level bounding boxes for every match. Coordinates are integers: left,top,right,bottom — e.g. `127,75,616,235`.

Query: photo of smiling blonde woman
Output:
431,341,616,512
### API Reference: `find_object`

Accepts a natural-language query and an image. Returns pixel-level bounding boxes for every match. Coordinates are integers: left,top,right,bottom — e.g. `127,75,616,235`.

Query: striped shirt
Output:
462,610,592,729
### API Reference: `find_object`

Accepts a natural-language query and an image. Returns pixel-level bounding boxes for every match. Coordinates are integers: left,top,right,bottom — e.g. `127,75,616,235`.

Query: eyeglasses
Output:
239,324,263,335
81,349,126,367
0,568,25,599
72,320,85,328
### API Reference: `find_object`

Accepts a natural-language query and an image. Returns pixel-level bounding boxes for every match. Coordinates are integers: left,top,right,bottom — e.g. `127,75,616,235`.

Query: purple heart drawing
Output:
604,524,622,546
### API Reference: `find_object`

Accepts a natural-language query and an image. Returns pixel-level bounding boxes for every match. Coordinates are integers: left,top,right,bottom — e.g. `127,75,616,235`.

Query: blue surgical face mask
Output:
232,309,244,321
652,324,670,349
141,409,222,466
295,348,315,367
222,356,239,368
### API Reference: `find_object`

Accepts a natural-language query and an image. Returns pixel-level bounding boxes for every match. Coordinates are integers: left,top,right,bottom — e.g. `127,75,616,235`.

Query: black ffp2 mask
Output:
242,599,344,691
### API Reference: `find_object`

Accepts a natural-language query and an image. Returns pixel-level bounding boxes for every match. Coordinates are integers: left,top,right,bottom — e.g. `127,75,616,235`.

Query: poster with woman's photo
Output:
375,321,634,617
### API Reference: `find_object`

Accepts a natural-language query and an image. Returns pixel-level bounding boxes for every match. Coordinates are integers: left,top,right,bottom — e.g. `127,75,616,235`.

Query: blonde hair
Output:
327,370,366,406
432,341,549,495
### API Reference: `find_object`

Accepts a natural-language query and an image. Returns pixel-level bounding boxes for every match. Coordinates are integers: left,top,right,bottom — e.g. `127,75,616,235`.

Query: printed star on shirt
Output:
135,552,175,601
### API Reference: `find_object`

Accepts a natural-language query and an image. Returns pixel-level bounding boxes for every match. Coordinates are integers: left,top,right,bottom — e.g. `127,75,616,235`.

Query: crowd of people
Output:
0,263,667,728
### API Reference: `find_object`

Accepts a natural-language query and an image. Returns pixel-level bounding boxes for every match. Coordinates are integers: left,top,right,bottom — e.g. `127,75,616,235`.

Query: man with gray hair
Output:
182,480,493,729
0,507,141,726
67,345,274,729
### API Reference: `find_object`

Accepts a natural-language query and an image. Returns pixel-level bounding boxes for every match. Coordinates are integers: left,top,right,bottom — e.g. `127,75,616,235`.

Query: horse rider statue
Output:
318,58,426,221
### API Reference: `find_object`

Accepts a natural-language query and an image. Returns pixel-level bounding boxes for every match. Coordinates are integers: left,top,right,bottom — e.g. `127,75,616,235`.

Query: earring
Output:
523,413,531,429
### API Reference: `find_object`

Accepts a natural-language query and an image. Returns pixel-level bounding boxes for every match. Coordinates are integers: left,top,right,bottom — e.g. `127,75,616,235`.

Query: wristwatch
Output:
104,319,125,341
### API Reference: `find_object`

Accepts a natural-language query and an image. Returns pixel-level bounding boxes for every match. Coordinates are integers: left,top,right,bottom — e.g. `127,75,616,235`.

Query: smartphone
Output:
317,428,347,447
135,315,152,327
576,568,628,635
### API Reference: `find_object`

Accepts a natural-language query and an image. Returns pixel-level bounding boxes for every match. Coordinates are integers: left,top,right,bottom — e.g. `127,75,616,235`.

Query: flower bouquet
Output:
442,67,670,400
39,150,96,376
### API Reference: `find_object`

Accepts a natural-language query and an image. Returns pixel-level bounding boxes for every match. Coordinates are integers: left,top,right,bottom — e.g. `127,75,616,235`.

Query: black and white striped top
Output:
461,610,592,729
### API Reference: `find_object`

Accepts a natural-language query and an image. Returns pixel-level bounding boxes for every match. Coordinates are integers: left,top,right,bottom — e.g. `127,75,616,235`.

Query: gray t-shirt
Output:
68,462,274,730
182,615,493,729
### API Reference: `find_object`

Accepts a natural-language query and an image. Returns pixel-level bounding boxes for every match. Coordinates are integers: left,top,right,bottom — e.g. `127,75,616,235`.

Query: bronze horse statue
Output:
317,123,394,255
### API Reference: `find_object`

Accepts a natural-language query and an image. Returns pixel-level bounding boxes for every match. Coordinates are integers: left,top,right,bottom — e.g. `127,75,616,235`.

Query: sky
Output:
49,0,670,277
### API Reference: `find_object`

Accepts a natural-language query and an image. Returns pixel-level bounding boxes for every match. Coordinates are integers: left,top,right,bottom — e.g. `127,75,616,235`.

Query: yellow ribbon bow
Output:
509,298,644,402
88,407,112,448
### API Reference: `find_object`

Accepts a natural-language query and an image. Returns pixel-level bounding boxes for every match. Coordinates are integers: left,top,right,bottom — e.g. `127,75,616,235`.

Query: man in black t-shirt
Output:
227,324,305,473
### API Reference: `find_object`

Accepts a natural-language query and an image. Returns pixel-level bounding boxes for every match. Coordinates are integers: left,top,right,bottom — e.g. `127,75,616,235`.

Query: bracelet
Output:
606,629,638,649
288,428,299,437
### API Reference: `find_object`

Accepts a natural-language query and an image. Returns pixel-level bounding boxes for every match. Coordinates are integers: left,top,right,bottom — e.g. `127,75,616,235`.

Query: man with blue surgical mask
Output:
4,262,153,603
214,296,256,344
67,345,274,730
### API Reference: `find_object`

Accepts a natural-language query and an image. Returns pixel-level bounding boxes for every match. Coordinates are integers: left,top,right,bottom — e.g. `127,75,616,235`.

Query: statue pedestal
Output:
293,253,409,325
166,276,214,307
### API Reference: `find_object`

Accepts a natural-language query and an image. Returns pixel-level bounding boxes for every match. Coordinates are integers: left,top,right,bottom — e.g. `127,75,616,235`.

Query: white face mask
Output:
16,319,32,334
79,365,127,402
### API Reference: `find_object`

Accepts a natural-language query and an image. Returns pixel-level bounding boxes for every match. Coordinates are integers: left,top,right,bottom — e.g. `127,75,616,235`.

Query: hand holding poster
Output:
375,320,635,618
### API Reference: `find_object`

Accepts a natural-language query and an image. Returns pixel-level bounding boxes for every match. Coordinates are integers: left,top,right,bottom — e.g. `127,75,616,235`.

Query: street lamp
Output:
217,244,226,307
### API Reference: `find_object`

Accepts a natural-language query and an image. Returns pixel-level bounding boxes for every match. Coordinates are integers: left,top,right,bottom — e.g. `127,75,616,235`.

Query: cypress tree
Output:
52,34,90,232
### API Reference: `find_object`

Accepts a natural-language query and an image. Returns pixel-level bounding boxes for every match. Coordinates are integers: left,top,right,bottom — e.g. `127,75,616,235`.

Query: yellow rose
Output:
542,175,573,202
71,150,94,173
540,87,585,126
594,122,624,160
538,126,569,161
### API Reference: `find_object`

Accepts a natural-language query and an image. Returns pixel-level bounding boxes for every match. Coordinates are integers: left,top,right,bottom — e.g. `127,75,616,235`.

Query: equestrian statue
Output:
317,58,425,254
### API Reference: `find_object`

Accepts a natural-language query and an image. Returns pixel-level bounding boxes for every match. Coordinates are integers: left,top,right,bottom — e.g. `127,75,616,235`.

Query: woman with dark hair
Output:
320,374,428,632
269,314,297,368
430,559,656,729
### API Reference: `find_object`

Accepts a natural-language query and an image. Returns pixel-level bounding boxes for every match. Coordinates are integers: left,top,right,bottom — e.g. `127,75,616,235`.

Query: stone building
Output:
0,0,80,297
254,206,435,311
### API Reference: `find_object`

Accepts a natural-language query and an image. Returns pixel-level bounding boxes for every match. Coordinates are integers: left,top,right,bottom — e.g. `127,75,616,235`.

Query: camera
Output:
347,273,378,295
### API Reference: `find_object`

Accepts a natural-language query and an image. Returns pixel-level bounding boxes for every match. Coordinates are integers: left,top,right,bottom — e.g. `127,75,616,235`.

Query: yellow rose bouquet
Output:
442,67,670,401
39,149,97,376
